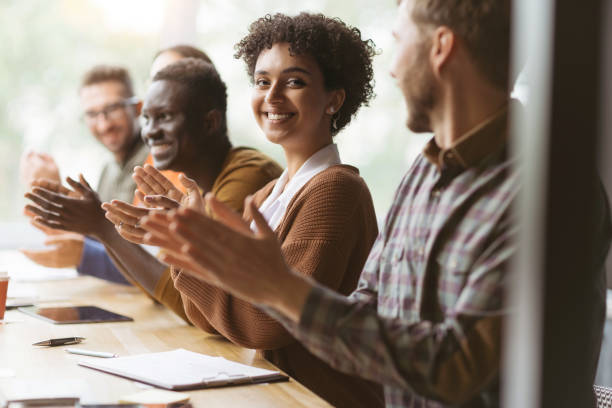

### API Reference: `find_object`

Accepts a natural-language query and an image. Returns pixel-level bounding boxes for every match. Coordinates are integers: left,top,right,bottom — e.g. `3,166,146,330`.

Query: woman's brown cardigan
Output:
172,165,384,407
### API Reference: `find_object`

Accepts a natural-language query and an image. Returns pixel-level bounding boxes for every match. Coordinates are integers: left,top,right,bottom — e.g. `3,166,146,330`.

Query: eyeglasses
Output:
82,97,140,124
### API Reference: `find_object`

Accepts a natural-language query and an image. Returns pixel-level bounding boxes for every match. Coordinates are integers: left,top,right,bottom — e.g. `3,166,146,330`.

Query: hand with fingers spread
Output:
23,178,82,222
24,174,111,239
20,232,84,268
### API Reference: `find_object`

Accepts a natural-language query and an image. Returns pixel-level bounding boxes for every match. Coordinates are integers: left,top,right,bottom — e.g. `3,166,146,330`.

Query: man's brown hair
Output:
80,65,134,97
412,0,512,90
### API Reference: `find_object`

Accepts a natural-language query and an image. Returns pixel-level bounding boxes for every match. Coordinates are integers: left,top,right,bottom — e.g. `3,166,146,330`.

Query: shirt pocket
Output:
379,246,417,319
435,250,473,309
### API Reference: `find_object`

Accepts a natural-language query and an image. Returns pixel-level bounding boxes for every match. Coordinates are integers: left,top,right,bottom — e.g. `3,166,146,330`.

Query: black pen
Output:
33,337,85,347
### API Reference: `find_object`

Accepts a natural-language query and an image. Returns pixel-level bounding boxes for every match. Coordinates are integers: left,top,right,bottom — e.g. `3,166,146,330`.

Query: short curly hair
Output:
234,13,376,136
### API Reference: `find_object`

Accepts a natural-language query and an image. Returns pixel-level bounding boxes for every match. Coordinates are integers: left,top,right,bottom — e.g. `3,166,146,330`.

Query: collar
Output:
273,143,341,208
252,143,341,233
423,103,509,169
271,143,342,208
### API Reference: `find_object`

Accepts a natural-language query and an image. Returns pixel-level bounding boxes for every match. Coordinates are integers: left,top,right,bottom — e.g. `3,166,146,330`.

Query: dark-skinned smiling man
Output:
138,1,611,407
24,58,282,322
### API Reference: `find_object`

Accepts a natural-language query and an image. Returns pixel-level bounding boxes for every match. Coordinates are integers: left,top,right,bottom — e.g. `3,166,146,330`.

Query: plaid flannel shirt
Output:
267,105,518,407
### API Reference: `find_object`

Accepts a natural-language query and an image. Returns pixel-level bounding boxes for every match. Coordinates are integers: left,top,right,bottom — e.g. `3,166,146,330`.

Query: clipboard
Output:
78,349,288,390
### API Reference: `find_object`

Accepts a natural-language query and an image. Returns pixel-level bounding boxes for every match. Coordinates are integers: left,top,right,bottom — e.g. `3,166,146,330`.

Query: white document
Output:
78,348,287,390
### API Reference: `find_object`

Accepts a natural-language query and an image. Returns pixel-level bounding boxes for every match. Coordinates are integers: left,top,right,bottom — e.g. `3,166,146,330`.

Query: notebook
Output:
78,349,288,390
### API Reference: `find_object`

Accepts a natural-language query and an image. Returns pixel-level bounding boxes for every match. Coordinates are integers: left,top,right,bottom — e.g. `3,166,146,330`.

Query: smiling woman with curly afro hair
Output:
235,12,377,136
173,13,384,408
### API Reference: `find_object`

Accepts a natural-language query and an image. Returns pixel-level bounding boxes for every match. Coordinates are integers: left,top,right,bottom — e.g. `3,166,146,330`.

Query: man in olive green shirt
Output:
22,65,147,284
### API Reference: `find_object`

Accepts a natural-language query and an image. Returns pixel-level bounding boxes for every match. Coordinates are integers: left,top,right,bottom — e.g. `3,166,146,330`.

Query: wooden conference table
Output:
0,275,330,407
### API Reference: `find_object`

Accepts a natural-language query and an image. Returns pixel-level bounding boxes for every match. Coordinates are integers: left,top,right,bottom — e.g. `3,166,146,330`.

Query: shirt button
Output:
418,247,425,256
432,189,441,198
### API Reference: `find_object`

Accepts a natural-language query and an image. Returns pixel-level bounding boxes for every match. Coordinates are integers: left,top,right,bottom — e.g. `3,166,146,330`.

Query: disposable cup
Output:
0,271,9,320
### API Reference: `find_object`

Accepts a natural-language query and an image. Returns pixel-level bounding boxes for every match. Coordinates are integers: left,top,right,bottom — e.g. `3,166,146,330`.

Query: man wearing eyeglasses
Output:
21,65,147,284
79,65,148,204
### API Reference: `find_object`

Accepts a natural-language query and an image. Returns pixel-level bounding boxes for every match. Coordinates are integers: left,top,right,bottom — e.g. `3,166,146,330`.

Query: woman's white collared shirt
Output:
251,143,341,232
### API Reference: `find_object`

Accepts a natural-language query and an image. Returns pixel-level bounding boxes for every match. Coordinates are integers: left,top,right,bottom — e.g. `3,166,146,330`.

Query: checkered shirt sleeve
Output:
265,149,519,407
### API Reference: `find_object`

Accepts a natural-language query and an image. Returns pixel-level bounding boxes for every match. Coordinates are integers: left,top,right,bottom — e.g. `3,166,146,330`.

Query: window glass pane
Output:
1,0,428,232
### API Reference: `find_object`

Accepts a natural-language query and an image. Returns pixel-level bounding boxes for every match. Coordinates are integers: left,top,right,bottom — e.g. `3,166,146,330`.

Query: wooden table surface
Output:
0,275,330,407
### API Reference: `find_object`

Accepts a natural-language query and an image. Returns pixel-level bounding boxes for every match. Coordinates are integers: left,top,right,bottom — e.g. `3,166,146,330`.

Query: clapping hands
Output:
102,164,206,244
24,175,107,237
138,194,295,309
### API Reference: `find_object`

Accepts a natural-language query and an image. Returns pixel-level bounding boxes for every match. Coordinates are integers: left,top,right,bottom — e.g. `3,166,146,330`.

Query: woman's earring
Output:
328,106,338,130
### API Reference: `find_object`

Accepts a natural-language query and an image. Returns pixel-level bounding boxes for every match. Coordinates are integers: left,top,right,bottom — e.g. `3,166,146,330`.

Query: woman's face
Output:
251,42,335,151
